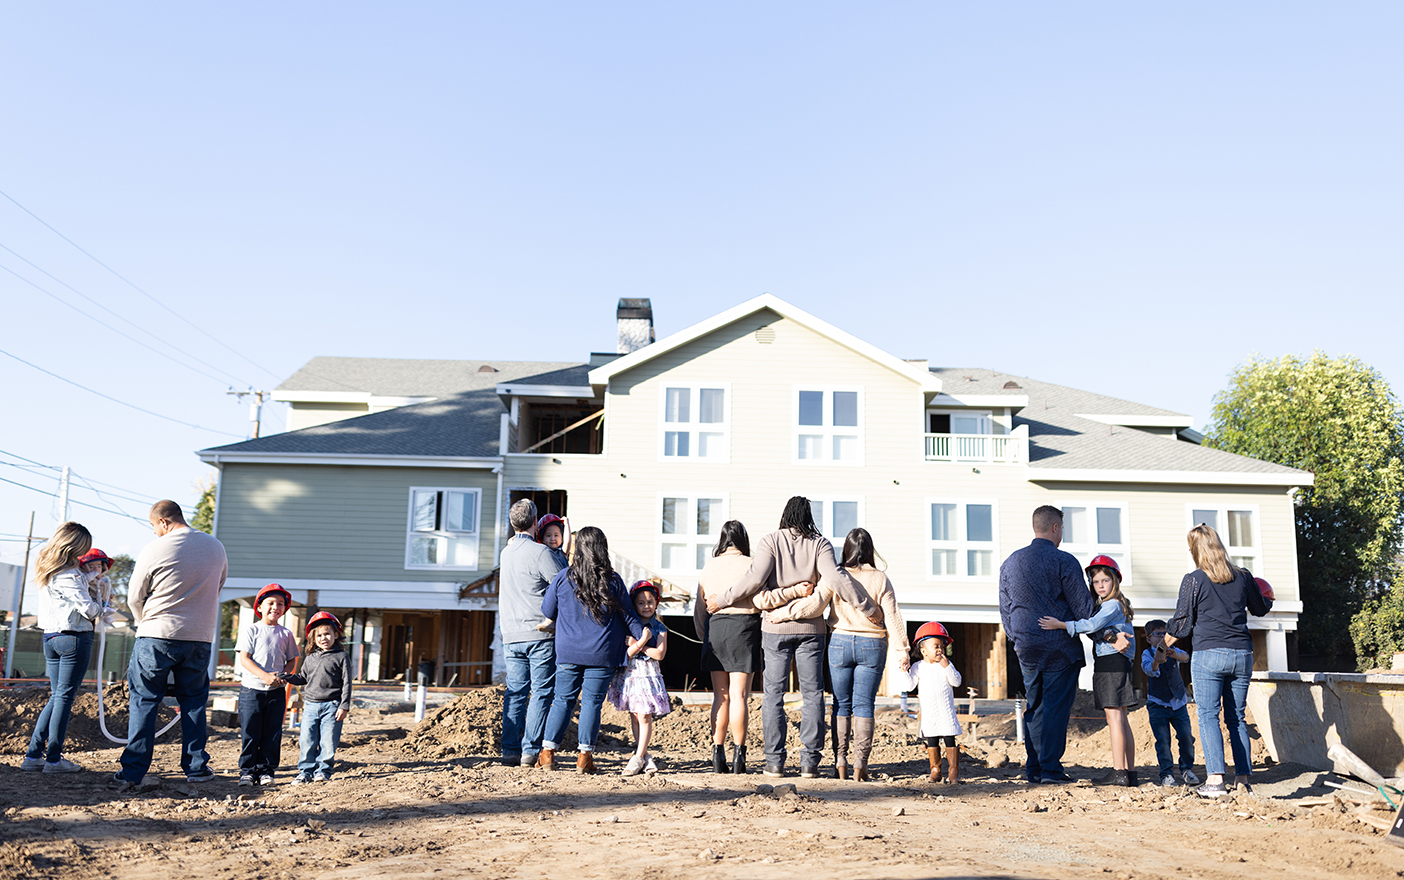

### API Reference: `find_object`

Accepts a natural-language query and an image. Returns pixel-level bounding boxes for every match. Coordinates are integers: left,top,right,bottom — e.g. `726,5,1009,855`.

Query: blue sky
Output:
2,3,1401,573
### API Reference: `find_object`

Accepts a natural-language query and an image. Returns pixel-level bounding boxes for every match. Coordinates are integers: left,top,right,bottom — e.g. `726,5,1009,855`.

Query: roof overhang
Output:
1026,467,1314,487
929,393,1029,410
586,294,943,393
273,390,434,408
199,451,501,469
494,383,596,399
1075,413,1194,429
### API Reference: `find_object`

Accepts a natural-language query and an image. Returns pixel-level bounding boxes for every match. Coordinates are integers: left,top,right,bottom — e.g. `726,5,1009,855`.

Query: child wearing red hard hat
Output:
607,580,671,776
278,611,352,783
234,584,301,787
896,621,965,784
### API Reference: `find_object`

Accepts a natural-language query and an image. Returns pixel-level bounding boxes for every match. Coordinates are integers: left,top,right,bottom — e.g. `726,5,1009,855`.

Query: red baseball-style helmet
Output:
77,548,114,570
255,583,293,609
629,579,661,600
1085,554,1122,583
535,514,565,543
914,621,953,650
305,610,343,638
1254,577,1275,601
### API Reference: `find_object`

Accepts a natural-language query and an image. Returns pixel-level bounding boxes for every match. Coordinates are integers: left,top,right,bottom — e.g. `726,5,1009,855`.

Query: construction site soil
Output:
0,682,1398,880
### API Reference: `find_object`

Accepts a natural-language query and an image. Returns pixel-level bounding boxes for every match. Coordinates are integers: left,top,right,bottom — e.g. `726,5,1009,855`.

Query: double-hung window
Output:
1059,501,1132,584
1188,504,1260,571
927,500,998,578
795,387,864,465
406,487,481,570
807,497,864,545
658,494,727,573
661,384,729,462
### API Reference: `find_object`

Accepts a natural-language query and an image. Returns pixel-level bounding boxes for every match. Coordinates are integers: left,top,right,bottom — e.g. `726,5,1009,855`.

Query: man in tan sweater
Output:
116,500,227,790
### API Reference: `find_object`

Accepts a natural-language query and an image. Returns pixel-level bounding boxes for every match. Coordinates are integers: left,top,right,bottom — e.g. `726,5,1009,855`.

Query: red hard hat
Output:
77,548,114,569
255,583,293,609
914,621,953,650
629,579,660,599
535,514,565,542
305,610,342,638
1254,577,1275,601
1085,555,1122,582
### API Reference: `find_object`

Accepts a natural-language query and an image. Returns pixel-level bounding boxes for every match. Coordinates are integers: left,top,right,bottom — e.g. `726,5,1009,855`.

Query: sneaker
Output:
762,761,785,778
238,774,255,787
1196,781,1229,798
621,755,644,777
292,773,312,785
1234,776,1252,794
644,757,659,775
501,753,522,767
43,758,82,773
1039,771,1076,784
312,771,329,783
258,775,275,786
1160,772,1177,787
112,772,137,793
19,756,45,772
519,753,537,768
1182,769,1200,785
186,770,216,784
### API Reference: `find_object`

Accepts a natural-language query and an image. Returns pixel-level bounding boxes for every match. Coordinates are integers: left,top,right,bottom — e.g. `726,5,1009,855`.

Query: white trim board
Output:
198,452,501,469
494,384,594,398
1026,467,1314,487
929,394,1029,409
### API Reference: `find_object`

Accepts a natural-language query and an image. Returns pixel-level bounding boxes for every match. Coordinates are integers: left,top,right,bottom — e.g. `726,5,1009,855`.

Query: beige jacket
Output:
769,565,910,658
694,548,812,636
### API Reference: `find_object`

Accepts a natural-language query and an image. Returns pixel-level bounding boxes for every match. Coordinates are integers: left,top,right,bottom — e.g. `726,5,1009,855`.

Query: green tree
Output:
192,477,216,534
107,553,135,611
1204,352,1404,666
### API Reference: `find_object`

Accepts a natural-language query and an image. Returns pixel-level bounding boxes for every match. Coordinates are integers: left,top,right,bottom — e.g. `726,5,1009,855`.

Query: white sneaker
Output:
43,758,82,773
621,755,644,777
258,774,275,786
292,773,312,785
1182,769,1200,785
19,756,45,771
1160,772,1177,787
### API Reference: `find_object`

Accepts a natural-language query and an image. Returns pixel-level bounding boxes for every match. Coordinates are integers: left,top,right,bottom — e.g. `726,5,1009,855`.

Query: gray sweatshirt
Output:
498,534,564,644
712,529,878,635
128,527,227,641
283,647,353,712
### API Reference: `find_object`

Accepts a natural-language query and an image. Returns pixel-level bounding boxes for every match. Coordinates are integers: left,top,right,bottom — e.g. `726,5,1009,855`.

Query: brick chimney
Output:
617,298,655,354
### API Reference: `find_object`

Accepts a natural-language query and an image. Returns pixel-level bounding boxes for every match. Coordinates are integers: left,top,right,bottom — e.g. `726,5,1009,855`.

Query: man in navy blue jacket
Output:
999,505,1097,783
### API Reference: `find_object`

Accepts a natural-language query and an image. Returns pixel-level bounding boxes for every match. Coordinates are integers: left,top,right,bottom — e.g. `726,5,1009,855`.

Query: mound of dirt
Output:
0,681,179,755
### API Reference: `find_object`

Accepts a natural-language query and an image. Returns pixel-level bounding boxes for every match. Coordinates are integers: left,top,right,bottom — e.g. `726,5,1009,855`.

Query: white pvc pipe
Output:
415,674,427,722
97,616,180,745
1014,698,1025,744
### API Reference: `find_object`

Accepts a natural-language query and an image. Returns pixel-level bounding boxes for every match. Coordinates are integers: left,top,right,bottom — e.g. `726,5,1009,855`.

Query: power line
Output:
0,449,150,501
0,474,148,523
0,187,282,382
72,472,148,522
0,346,244,438
0,242,253,386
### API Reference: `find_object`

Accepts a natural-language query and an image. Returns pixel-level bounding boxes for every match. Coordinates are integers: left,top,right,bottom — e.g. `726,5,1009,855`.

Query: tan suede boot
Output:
926,747,942,783
833,716,852,780
946,746,962,785
576,752,597,774
536,748,555,771
852,717,875,782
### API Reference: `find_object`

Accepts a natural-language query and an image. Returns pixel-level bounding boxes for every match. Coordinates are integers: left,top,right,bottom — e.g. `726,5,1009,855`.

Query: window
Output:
1188,504,1260,571
658,494,728,573
406,487,481,570
927,500,998,578
794,387,864,465
660,384,729,462
1059,501,1132,584
807,496,864,545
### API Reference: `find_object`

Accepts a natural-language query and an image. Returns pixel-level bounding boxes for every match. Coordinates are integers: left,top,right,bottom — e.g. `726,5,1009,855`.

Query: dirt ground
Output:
1,683,1401,880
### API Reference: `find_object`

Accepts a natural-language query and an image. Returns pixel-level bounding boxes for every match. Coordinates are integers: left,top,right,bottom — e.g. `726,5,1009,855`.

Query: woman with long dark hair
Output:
707,496,884,779
1166,524,1272,798
538,526,645,773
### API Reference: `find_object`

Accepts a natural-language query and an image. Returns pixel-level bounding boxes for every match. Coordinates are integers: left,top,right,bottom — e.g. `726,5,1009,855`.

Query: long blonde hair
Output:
1188,524,1239,584
1088,564,1134,623
34,522,93,588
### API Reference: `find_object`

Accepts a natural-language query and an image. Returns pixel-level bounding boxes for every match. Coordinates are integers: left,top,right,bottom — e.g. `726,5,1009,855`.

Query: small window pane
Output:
1228,511,1253,547
967,504,993,543
696,498,721,536
832,501,858,539
665,431,689,457
665,388,690,423
798,391,824,426
810,500,824,536
699,432,723,458
444,491,475,533
1096,507,1121,545
661,543,687,569
661,498,681,535
952,414,986,435
798,434,822,459
699,388,724,423
968,549,993,576
412,490,437,532
446,536,476,566
696,543,709,570
931,503,956,541
411,535,438,565
933,549,957,575
1231,555,1254,569
832,391,858,427
929,413,951,434
1062,506,1087,544
833,434,857,461
1192,509,1218,531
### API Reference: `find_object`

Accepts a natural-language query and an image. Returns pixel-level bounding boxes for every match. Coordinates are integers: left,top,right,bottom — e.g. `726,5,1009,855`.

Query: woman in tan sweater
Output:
694,520,812,775
768,527,909,780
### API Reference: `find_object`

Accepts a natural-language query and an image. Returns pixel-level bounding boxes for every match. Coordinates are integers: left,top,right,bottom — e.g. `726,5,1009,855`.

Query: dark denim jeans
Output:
542,663,614,752
828,633,886,719
26,631,94,763
1021,662,1080,781
298,699,342,776
1190,647,1253,776
762,631,826,767
119,637,211,783
1146,701,1196,775
238,686,287,776
501,638,555,758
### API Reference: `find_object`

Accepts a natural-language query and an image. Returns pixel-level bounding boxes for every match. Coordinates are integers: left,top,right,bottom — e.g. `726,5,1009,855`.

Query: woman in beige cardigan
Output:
695,520,812,775
767,527,909,780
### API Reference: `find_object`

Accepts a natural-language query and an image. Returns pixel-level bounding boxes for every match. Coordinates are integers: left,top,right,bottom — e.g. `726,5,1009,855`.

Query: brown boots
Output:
851,717,875,781
927,745,962,784
926,747,942,782
946,746,961,785
833,716,852,780
536,748,555,771
576,752,597,774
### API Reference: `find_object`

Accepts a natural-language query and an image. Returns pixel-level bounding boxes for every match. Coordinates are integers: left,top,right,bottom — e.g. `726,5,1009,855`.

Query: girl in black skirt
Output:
1038,555,1138,786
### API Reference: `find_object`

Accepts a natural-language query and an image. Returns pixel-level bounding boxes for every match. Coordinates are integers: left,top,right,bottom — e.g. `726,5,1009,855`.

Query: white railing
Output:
924,432,1021,463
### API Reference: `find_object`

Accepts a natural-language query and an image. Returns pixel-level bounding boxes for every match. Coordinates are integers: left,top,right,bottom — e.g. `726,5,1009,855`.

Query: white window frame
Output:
806,495,866,546
658,382,731,463
926,409,996,435
1186,503,1263,574
1057,499,1133,586
793,385,865,466
925,499,1000,581
405,487,482,571
656,492,730,575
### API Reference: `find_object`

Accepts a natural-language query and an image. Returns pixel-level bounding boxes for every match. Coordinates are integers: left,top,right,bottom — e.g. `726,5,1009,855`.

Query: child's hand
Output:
1037,616,1066,631
898,656,911,672
335,708,348,722
936,652,950,667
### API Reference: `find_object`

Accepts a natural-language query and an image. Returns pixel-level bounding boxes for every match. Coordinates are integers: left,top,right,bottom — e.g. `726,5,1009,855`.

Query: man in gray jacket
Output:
498,499,564,767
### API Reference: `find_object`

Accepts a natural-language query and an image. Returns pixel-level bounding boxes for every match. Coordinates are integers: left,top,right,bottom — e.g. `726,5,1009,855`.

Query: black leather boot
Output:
731,744,747,775
713,744,730,773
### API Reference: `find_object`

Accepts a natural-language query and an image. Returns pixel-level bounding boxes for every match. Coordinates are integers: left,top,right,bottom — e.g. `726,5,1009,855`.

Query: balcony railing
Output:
924,430,1024,463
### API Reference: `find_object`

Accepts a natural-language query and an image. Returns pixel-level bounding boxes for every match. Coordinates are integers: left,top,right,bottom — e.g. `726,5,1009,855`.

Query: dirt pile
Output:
0,683,177,755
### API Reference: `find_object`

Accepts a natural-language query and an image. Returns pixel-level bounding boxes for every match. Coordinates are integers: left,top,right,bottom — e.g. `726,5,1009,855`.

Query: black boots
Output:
712,744,730,773
732,744,746,775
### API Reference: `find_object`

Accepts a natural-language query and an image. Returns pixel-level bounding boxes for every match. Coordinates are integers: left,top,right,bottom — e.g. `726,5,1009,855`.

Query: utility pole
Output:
57,466,71,521
227,389,269,438
4,512,35,679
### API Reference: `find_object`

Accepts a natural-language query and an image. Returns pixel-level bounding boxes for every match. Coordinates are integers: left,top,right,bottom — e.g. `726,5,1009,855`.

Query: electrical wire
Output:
0,449,150,502
72,473,148,522
0,474,149,523
0,347,244,438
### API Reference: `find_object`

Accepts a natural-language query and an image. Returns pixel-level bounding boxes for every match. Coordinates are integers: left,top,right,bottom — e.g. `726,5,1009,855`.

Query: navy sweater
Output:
1165,568,1272,651
999,538,1097,671
541,569,645,667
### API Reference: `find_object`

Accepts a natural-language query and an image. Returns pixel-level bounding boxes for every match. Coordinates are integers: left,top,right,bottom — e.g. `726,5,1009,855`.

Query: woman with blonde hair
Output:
20,521,100,773
1165,523,1272,798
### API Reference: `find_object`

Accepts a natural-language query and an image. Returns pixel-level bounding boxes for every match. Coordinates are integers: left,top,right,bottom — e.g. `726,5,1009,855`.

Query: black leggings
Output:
924,735,957,749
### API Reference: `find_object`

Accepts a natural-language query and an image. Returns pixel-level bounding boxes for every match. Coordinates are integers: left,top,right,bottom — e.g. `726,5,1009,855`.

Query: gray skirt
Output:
703,613,763,674
1093,652,1137,709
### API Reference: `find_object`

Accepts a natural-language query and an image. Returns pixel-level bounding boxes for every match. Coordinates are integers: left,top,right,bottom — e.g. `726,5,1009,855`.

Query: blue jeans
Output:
762,632,826,766
542,663,614,752
26,631,94,763
119,637,211,783
1190,647,1253,777
1146,701,1196,776
298,699,343,775
1020,662,1080,781
828,633,886,719
501,638,555,758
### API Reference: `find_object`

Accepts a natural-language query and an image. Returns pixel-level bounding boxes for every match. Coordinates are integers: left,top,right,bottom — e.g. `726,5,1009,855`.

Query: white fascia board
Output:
894,603,1005,624
273,390,373,404
494,384,595,398
220,577,490,611
1026,467,1315,487
586,293,943,392
199,452,501,469
1076,413,1194,428
929,394,1029,409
